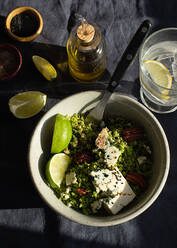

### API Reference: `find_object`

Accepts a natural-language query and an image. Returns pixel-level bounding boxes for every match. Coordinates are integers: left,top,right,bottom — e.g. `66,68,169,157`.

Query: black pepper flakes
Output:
10,11,39,37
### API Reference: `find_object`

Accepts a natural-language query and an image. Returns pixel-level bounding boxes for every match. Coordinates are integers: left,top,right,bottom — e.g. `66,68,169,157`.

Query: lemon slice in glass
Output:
143,60,172,98
46,153,70,189
32,55,57,81
8,91,47,119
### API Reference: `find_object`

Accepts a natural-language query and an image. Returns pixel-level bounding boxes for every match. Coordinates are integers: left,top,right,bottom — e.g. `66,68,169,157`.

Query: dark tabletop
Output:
0,1,177,247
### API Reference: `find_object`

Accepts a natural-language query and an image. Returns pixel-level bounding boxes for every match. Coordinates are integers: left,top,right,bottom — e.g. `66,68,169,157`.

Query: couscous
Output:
47,114,153,216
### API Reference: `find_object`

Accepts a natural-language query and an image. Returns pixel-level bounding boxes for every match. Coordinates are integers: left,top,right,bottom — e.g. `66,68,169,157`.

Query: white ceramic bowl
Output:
28,91,170,226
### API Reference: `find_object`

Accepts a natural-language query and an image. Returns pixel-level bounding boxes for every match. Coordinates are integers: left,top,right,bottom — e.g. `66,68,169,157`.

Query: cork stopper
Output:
77,19,95,43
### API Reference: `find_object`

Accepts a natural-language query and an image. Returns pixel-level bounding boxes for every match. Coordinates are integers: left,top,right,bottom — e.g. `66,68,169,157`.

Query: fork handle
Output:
107,19,152,93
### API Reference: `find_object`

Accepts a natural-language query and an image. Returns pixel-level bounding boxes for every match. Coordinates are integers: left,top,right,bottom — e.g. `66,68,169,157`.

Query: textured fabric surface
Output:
0,0,177,247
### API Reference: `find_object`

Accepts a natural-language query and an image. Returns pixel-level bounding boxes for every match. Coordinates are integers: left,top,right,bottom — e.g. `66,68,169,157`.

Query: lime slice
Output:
32,55,57,81
51,114,72,154
8,91,47,119
46,153,70,189
143,60,172,98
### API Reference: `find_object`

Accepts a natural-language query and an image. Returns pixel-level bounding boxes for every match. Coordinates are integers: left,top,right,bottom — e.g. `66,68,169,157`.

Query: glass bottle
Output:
67,18,106,83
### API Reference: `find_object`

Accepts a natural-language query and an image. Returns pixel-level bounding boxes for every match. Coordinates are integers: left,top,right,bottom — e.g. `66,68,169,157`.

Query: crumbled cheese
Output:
143,145,151,154
91,200,103,213
137,156,147,165
67,202,72,207
61,193,69,200
63,147,70,154
66,172,77,186
65,195,69,200
95,128,109,149
66,187,71,194
104,146,121,167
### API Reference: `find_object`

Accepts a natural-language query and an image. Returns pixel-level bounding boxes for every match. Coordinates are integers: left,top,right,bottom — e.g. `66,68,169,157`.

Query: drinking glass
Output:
139,28,177,113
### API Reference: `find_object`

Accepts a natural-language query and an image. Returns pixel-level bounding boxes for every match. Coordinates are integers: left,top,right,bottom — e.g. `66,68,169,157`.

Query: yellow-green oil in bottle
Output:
67,20,106,83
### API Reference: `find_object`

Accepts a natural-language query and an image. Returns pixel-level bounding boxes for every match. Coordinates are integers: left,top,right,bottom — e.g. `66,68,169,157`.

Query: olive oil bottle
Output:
67,18,106,83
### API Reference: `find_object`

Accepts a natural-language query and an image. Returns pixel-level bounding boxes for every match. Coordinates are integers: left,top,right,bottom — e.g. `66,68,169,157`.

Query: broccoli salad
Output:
47,114,153,216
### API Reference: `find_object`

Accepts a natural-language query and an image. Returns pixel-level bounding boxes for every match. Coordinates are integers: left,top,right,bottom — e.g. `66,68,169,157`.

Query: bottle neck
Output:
76,21,95,43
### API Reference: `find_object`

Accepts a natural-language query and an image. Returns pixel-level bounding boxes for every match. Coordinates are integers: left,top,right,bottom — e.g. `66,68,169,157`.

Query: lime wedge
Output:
51,114,72,154
32,55,57,81
143,60,172,98
8,91,47,119
46,153,70,189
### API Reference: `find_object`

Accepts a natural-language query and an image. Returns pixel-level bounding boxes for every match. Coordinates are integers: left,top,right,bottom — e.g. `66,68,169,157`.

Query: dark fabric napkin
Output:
0,0,177,247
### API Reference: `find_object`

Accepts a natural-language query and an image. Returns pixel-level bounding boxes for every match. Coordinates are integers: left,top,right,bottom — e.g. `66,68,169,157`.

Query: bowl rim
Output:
5,6,43,42
0,43,22,80
28,91,170,226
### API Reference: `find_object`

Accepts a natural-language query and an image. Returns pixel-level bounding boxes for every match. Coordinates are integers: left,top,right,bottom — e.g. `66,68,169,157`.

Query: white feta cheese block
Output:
105,146,121,167
91,168,136,215
90,168,134,196
103,190,136,215
91,200,103,213
103,176,136,214
137,156,147,165
112,168,136,196
66,172,77,186
95,128,109,149
103,197,124,214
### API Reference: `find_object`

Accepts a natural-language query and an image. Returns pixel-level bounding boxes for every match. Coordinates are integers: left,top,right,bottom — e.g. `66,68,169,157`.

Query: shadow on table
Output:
0,14,111,209
0,206,118,248
0,205,124,248
144,0,177,29
0,224,117,248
